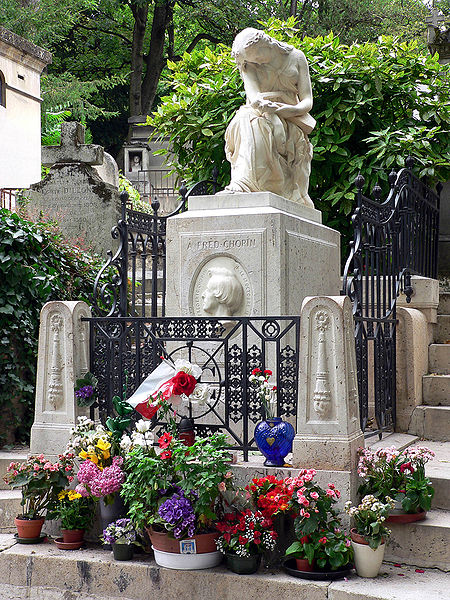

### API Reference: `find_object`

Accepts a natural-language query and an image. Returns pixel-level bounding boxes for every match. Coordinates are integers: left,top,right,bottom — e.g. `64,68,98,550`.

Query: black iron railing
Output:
342,157,441,437
85,315,300,460
92,174,218,318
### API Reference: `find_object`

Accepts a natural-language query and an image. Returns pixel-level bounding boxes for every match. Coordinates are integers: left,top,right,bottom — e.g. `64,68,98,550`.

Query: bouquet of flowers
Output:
119,419,154,454
345,495,395,549
249,368,276,418
3,454,74,519
120,431,231,536
215,510,277,557
101,518,137,546
357,446,435,513
126,358,211,420
51,489,95,531
66,416,115,465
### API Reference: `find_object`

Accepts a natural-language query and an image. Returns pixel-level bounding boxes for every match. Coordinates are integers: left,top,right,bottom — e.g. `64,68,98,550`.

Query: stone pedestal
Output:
166,193,340,317
30,301,91,460
292,296,364,503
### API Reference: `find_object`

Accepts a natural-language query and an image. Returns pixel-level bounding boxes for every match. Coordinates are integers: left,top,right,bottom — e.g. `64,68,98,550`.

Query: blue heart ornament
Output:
254,417,295,467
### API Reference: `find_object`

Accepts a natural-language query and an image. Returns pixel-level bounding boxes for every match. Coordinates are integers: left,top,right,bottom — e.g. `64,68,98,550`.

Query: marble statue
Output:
201,267,243,317
130,154,142,172
220,28,316,206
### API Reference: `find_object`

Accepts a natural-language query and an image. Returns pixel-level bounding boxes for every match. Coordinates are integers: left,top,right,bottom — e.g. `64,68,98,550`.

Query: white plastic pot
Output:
152,546,222,570
351,540,386,578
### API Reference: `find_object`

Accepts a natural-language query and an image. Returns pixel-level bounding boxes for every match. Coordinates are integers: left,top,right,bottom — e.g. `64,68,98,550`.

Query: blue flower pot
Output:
254,417,295,467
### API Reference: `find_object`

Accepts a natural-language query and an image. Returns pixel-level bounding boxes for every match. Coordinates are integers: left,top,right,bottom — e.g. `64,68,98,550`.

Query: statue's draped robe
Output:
224,51,313,206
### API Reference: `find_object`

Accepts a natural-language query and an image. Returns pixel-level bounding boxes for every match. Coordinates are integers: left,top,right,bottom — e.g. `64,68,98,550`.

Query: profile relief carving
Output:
201,267,244,317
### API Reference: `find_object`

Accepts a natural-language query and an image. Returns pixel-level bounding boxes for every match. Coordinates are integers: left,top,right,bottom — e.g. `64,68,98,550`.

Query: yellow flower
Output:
79,450,99,465
58,490,68,501
68,490,82,501
96,439,111,461
79,450,89,460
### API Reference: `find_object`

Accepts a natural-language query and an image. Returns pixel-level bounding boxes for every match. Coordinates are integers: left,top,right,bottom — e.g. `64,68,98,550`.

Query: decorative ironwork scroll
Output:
342,157,441,438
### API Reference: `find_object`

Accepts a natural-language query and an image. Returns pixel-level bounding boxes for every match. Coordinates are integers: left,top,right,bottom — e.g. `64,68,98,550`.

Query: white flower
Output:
120,435,132,452
174,359,202,380
135,419,152,433
131,432,146,447
189,384,211,407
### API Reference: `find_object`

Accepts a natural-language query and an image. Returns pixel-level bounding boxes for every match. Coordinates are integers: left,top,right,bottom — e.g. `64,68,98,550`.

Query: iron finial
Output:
405,156,415,170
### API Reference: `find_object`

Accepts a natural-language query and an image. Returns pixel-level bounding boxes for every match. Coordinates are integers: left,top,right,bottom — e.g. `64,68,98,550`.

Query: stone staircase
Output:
409,291,450,441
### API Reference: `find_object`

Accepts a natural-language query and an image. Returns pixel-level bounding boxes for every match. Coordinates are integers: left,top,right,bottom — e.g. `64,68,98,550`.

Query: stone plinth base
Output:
166,192,340,317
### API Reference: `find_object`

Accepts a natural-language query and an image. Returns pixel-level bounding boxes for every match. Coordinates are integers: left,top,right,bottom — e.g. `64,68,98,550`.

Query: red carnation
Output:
171,371,197,396
251,368,262,375
264,369,272,376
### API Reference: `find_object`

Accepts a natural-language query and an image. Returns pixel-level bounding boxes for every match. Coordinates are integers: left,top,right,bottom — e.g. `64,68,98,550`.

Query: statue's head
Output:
231,28,291,65
201,267,243,317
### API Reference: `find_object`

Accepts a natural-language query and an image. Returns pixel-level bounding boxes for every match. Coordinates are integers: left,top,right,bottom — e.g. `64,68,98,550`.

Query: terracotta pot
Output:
295,557,315,572
146,527,219,554
350,528,385,546
14,517,45,539
386,508,426,524
61,529,85,544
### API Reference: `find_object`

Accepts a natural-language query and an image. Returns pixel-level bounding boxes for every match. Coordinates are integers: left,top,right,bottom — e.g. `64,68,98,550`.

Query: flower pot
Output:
254,417,295,467
295,557,315,572
225,553,261,574
351,532,385,578
386,508,426,524
112,543,134,561
146,528,222,570
100,494,126,531
264,512,295,568
61,529,85,544
14,517,45,540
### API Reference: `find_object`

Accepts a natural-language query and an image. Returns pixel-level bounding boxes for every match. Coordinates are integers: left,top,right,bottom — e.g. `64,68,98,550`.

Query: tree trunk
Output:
129,1,149,119
141,0,172,116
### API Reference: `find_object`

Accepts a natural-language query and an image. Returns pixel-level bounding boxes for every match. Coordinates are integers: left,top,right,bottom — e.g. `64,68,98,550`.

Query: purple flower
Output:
158,492,196,539
75,385,94,399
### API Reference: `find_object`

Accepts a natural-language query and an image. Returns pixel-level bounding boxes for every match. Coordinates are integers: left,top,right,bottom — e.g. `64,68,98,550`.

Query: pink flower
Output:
218,482,226,492
318,536,327,544
310,491,319,500
33,464,40,471
43,462,52,470
345,539,351,547
326,489,335,497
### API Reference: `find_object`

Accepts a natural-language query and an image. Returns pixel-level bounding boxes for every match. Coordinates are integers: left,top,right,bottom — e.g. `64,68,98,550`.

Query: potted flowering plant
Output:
250,368,295,467
284,470,353,575
3,453,74,540
120,431,231,570
215,510,278,574
74,372,97,407
50,489,95,548
357,446,435,521
345,495,394,577
101,518,138,561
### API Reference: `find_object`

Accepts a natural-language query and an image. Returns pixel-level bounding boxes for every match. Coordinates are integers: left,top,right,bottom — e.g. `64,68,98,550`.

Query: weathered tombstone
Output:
26,122,120,257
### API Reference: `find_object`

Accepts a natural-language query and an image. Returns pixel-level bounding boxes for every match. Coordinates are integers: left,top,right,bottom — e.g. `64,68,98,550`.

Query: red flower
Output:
171,371,197,396
223,532,231,542
254,538,261,544
264,369,272,376
239,536,248,545
253,530,261,538
400,462,414,474
160,450,172,460
251,368,262,375
159,432,173,449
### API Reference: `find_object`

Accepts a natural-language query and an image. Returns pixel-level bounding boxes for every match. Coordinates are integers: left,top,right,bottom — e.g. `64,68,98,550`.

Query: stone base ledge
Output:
0,538,446,600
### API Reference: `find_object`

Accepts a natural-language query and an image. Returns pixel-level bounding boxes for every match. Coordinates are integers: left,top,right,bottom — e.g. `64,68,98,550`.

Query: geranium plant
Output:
101,518,138,546
120,431,230,535
249,368,276,419
3,453,74,519
215,510,277,557
51,489,95,531
345,495,394,549
357,446,435,513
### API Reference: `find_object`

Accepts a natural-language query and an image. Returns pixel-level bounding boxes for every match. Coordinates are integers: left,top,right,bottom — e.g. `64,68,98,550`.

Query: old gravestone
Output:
26,122,120,257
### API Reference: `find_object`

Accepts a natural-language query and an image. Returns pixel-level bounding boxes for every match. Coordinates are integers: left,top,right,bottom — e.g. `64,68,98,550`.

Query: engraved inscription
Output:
186,237,257,252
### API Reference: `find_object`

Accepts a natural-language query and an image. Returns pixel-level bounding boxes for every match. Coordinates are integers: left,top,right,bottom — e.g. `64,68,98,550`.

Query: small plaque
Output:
180,539,197,554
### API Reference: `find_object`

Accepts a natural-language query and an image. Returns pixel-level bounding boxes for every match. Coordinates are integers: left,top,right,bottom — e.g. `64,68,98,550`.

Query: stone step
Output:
422,375,450,406
0,539,447,600
428,344,450,375
408,406,450,441
385,508,450,571
0,490,22,532
0,448,28,491
424,441,450,511
438,292,450,315
436,315,450,343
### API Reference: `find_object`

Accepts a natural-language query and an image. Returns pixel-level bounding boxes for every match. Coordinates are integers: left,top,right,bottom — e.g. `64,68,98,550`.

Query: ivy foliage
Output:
149,19,450,249
0,210,104,446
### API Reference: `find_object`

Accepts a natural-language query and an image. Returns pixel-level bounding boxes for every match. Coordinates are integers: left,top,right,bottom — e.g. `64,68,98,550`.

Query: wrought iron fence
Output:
342,157,441,438
92,175,218,318
85,315,300,460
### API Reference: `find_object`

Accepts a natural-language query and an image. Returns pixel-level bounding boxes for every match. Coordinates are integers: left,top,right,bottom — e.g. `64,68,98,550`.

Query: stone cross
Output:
42,121,104,167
